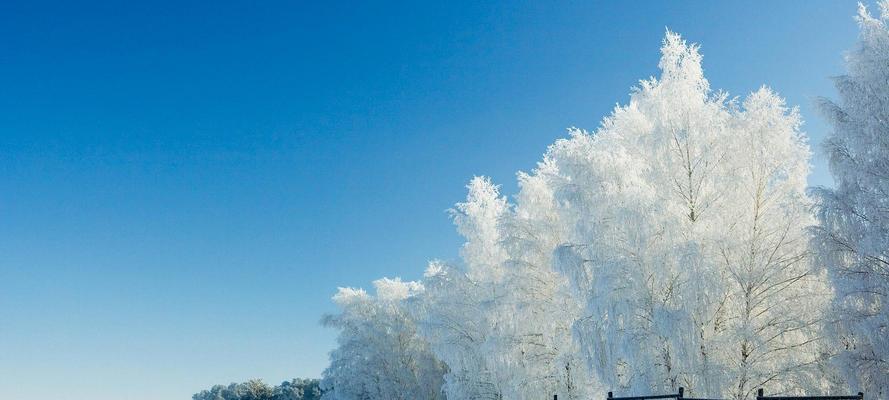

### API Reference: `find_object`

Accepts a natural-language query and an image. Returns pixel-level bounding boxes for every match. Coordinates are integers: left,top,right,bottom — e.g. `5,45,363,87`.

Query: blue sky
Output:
0,1,862,399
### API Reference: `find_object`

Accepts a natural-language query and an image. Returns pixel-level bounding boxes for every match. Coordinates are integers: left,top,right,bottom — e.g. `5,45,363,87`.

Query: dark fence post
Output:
678,387,684,400
757,389,764,400
608,392,613,400
554,395,557,400
858,392,864,400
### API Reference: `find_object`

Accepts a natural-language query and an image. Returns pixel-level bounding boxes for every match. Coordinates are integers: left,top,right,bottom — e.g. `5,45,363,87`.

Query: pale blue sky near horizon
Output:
0,1,863,399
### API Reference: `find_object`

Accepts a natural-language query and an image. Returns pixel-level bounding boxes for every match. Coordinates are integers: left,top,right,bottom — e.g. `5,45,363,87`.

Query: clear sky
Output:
0,1,863,399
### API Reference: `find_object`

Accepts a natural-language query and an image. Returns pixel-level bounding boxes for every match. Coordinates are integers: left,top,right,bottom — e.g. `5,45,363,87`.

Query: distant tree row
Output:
318,2,889,400
193,378,322,400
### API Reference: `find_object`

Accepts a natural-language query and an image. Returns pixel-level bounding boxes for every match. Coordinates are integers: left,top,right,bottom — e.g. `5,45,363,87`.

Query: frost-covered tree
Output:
813,2,889,398
321,278,447,400
276,379,323,400
499,172,599,400
529,31,829,399
192,379,274,400
416,259,506,400
415,178,516,400
321,29,834,400
416,177,597,400
193,378,322,400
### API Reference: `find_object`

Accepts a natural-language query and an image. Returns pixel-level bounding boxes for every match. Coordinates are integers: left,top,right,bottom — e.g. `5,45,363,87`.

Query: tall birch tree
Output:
813,2,889,398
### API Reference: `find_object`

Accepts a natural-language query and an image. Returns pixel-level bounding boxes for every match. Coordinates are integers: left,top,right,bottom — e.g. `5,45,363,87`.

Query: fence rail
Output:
603,387,720,400
756,389,864,400
568,387,866,400
607,387,687,400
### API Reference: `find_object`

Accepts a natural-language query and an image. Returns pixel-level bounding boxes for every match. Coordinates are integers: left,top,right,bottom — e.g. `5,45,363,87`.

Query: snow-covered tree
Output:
276,379,323,400
416,259,506,400
193,379,322,400
416,177,597,400
321,29,835,400
414,178,518,400
321,278,447,400
813,2,889,398
193,379,274,400
498,171,598,400
529,31,830,399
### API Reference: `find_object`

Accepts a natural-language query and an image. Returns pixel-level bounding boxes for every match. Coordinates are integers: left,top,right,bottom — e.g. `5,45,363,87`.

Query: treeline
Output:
193,378,322,400
318,3,889,400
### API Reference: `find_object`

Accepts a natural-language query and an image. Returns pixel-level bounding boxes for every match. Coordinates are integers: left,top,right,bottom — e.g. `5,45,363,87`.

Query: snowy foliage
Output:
813,2,889,398
193,378,322,400
320,278,447,400
415,177,597,400
521,31,829,399
320,28,855,400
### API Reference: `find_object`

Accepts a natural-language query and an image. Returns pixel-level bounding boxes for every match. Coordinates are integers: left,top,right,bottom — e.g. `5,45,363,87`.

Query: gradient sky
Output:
0,1,864,399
